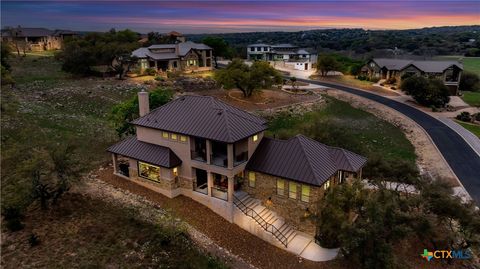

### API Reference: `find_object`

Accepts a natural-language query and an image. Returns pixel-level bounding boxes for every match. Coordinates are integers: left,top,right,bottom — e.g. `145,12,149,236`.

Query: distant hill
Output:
187,26,480,59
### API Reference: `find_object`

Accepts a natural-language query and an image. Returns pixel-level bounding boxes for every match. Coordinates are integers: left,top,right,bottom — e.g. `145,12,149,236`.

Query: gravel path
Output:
93,166,348,269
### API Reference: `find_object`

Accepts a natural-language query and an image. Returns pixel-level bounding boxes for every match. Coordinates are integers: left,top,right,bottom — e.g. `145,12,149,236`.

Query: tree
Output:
316,55,340,76
1,42,14,85
459,71,480,92
113,54,138,79
57,29,140,75
27,145,81,210
401,76,450,107
202,37,231,68
110,87,173,137
214,59,282,98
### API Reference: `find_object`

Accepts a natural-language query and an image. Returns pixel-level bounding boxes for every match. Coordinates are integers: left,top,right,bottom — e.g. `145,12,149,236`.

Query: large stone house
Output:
247,43,317,71
1,26,76,52
107,93,366,253
361,58,463,95
131,41,213,73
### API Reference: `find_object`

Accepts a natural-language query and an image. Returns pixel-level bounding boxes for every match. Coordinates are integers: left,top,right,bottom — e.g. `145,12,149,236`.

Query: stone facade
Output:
243,171,325,234
242,171,359,235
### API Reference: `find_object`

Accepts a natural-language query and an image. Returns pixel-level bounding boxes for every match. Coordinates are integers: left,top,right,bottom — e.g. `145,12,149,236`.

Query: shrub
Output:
369,77,380,83
401,76,450,107
357,75,367,81
385,77,397,84
475,113,480,122
456,111,472,122
154,76,165,82
2,206,24,232
459,71,480,92
144,68,156,76
28,233,40,247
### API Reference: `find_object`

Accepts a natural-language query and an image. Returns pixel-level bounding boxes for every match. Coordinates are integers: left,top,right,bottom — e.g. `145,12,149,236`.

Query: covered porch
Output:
192,168,244,202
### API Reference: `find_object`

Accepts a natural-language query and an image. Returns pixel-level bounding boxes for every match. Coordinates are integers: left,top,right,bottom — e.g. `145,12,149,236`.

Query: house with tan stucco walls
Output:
107,92,366,257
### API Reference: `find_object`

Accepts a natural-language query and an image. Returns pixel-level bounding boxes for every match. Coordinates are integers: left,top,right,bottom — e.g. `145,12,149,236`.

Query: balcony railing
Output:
234,151,248,166
210,154,228,167
211,186,228,200
193,180,208,195
191,150,207,162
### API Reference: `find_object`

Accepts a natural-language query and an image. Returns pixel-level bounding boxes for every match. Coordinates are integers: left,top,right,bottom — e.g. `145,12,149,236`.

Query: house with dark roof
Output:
107,93,366,249
247,43,317,71
131,41,213,73
361,58,463,95
1,26,76,52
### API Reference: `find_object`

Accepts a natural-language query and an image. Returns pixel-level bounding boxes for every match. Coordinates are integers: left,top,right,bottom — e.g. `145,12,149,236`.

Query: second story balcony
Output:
191,135,252,169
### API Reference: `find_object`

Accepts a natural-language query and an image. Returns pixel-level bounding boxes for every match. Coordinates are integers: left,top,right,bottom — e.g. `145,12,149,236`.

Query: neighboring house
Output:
361,58,463,95
247,43,317,71
107,93,366,247
131,41,213,73
1,26,76,52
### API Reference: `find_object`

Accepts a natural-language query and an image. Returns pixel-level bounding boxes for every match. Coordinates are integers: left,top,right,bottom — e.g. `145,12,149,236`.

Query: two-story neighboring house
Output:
247,43,317,71
107,93,366,252
131,41,213,73
361,58,463,95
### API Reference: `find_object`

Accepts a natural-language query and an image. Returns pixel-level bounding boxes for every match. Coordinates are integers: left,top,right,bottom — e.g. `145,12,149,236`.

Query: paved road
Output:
296,78,480,203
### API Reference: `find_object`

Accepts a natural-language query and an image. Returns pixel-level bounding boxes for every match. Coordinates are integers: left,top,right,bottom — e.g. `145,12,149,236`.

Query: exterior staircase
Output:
233,191,297,247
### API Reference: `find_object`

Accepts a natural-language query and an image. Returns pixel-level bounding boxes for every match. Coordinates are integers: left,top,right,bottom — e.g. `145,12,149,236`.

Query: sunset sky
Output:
2,1,479,33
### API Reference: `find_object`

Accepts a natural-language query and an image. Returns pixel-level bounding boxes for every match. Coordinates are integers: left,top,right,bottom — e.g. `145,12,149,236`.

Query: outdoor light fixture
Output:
266,197,273,207
304,207,311,218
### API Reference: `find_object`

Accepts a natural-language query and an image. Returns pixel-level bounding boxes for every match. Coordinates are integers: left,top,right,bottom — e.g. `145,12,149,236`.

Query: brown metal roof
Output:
132,95,267,143
246,135,367,186
107,137,181,168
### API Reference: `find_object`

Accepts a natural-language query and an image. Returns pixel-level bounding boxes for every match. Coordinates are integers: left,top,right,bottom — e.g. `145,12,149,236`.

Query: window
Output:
162,132,169,139
173,167,178,177
289,181,297,199
173,61,178,68
253,134,258,142
324,179,331,190
248,172,256,187
188,59,197,66
263,47,268,51
301,185,310,202
250,47,254,52
277,179,285,196
170,133,177,140
138,162,160,182
256,47,260,51
180,135,187,142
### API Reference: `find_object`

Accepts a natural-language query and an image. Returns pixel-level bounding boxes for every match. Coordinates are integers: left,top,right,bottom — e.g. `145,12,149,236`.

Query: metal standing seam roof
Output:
372,58,463,72
107,136,181,168
246,135,367,186
133,41,212,59
132,95,267,143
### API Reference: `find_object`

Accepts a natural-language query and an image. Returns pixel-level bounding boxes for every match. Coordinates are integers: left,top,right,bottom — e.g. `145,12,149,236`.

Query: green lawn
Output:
433,56,480,74
462,91,480,107
455,120,480,138
267,96,417,164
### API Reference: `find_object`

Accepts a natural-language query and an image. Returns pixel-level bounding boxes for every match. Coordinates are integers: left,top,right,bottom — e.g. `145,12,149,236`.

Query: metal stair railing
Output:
233,194,288,247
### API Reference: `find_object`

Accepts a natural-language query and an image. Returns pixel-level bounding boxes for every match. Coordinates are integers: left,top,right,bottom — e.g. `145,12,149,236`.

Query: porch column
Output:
201,51,207,67
228,176,234,202
112,153,118,174
207,171,213,197
206,140,212,164
227,144,234,169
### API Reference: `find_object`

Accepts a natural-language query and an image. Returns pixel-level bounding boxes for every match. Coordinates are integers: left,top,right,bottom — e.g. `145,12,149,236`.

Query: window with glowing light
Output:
170,133,177,140
180,135,187,142
138,162,160,182
289,181,297,199
301,185,310,202
162,132,169,139
248,172,256,187
253,134,258,142
276,179,285,196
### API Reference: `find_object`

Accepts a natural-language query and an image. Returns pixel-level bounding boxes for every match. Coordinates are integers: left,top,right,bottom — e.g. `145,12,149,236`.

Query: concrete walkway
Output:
437,117,480,157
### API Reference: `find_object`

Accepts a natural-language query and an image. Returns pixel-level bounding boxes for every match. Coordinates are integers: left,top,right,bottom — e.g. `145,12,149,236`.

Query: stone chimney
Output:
138,90,149,117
